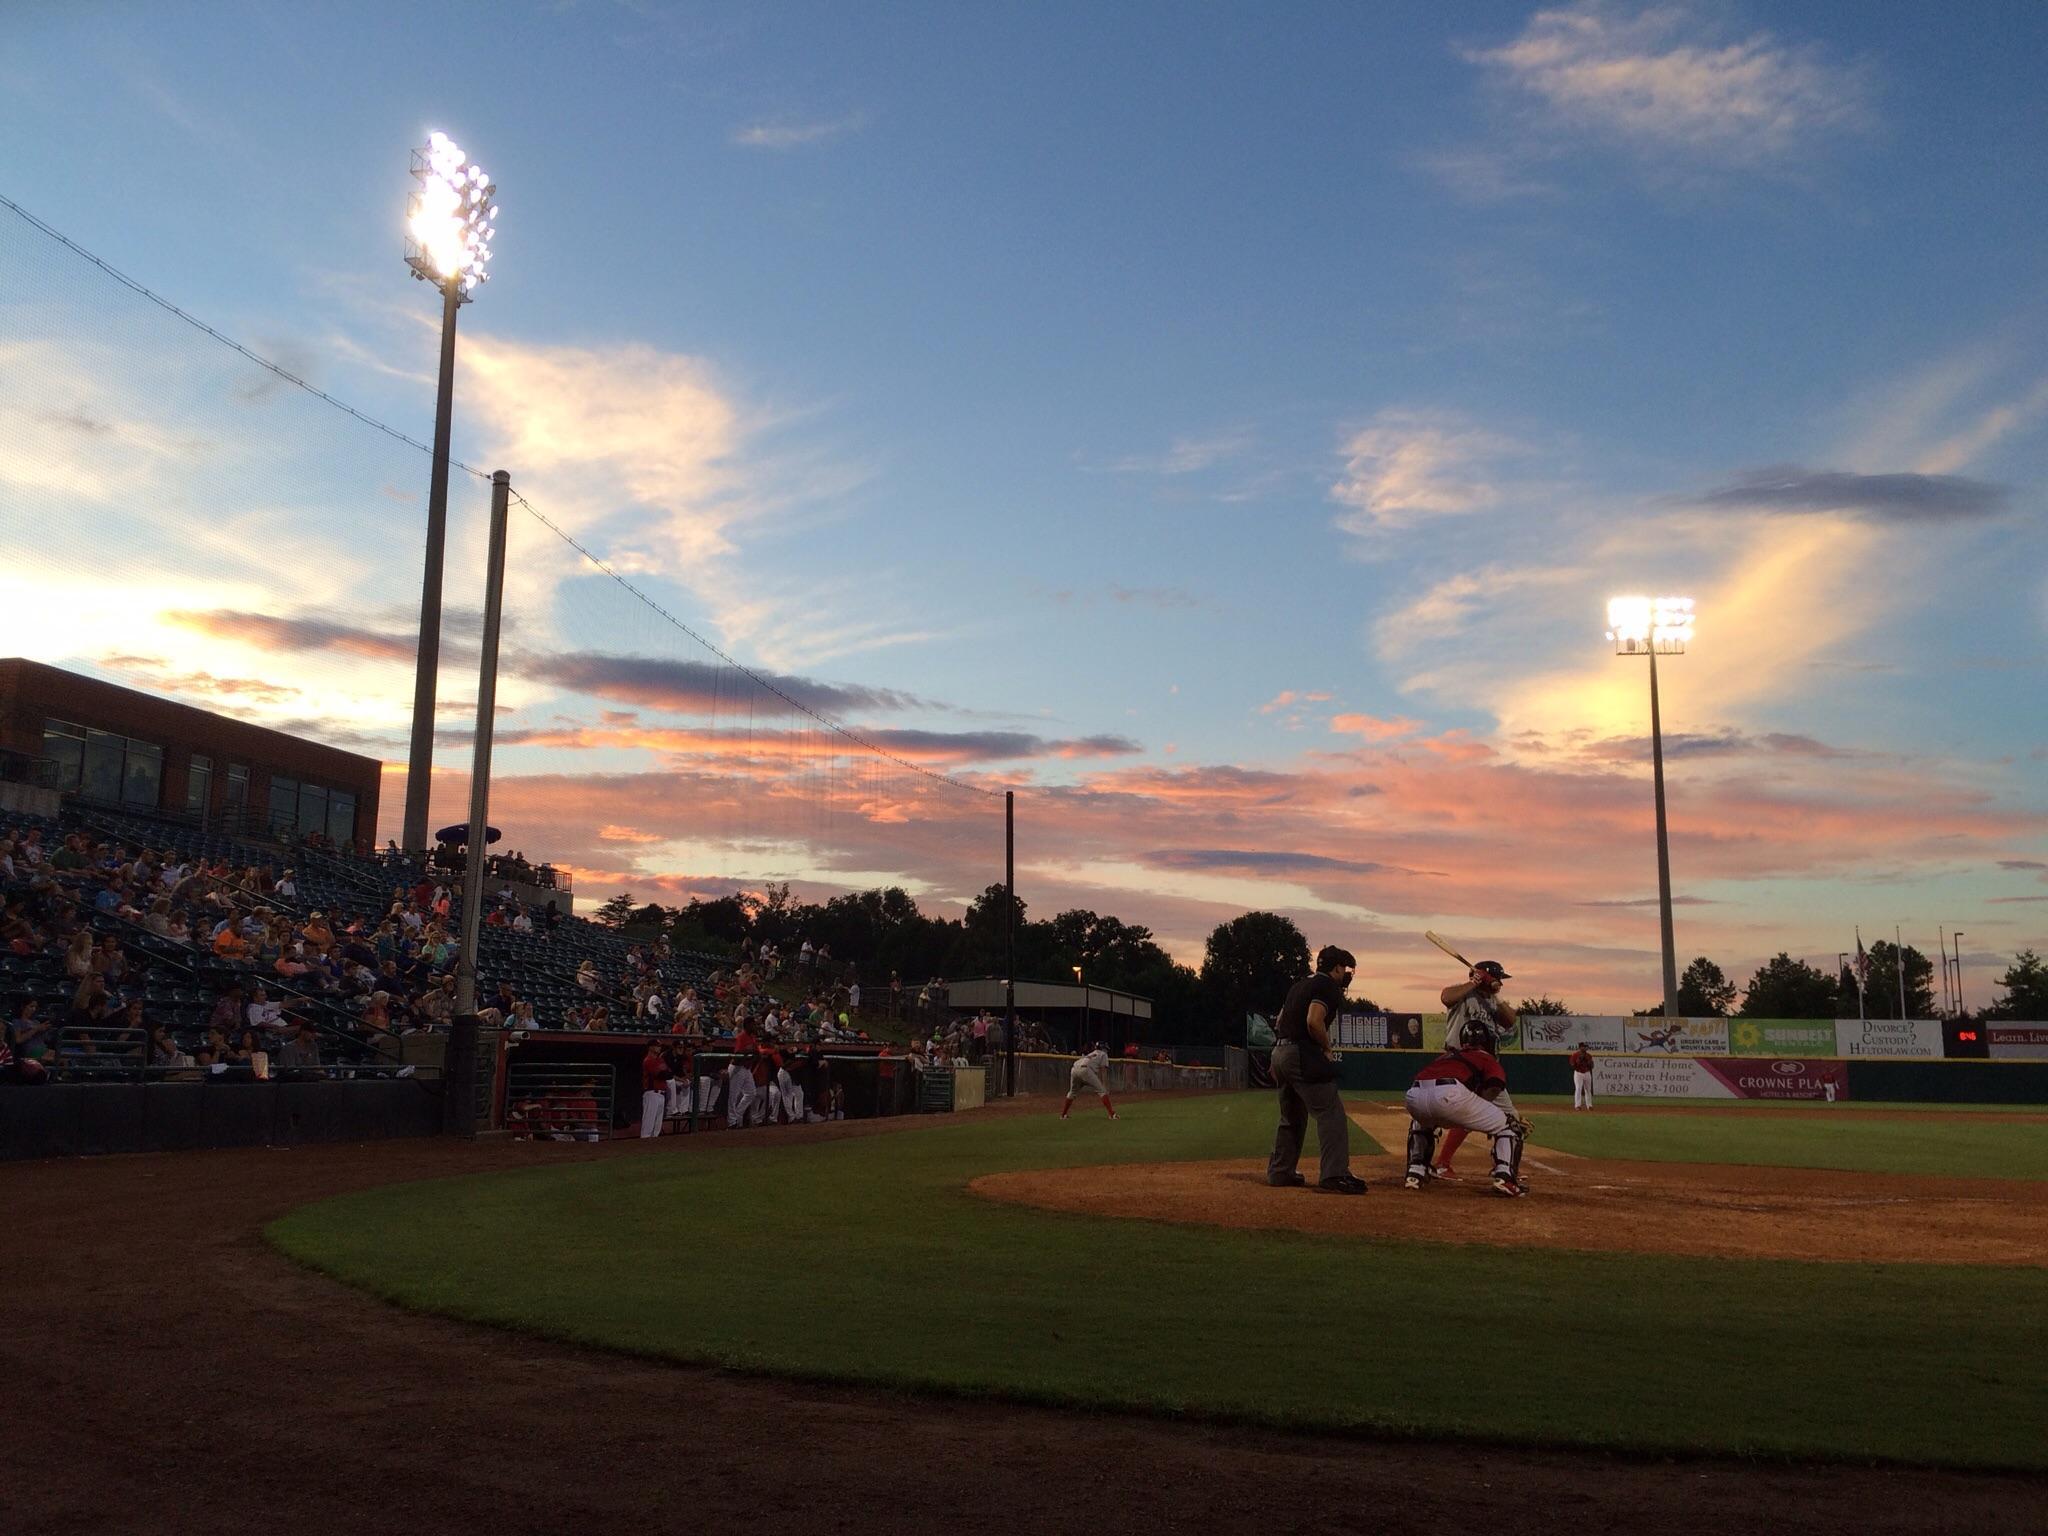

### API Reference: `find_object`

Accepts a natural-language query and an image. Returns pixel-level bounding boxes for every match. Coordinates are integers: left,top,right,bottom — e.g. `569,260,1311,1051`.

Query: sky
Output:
2,0,2045,1012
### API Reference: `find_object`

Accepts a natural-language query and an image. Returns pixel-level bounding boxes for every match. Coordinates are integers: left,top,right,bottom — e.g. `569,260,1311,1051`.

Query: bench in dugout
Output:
505,1060,615,1142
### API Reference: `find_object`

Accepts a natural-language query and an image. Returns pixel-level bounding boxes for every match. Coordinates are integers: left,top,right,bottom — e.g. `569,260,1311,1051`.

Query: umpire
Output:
1267,945,1367,1193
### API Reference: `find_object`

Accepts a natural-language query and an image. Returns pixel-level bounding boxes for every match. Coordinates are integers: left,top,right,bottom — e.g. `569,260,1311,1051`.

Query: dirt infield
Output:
972,1105,2048,1266
6,1104,2045,1536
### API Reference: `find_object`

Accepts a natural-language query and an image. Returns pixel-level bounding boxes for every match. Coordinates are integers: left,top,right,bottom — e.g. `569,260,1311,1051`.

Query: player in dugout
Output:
1429,960,1518,1181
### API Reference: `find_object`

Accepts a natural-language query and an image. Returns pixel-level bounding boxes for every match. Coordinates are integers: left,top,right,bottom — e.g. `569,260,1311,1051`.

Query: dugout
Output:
0,1075,445,1160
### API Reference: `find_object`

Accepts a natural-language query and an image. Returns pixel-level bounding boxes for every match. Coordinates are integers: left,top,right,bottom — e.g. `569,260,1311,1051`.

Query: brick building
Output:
0,659,380,845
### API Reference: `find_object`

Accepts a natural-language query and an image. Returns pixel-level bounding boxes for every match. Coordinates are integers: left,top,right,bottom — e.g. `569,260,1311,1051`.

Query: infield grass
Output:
270,1093,2048,1471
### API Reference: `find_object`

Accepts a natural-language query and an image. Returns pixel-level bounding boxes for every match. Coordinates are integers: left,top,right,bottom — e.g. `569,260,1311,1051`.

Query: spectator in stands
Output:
8,999,58,1082
226,1028,268,1080
576,957,600,993
246,986,283,1032
149,1023,189,1071
64,928,93,980
275,1017,323,1077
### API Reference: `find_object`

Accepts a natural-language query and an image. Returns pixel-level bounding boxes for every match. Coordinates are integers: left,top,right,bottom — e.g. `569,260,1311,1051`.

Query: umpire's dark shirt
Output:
1274,973,1345,1043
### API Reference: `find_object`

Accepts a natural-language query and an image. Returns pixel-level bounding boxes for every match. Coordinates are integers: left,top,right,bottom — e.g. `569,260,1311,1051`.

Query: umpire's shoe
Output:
1402,1173,1424,1190
1317,1174,1368,1195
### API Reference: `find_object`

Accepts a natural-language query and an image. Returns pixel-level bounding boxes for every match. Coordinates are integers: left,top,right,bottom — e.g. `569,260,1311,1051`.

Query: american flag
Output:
1851,930,1870,994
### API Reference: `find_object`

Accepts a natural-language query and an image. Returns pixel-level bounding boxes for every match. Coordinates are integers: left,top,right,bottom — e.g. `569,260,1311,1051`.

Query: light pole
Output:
1952,931,1966,1017
1608,595,1693,1022
1072,964,1088,1052
400,130,498,852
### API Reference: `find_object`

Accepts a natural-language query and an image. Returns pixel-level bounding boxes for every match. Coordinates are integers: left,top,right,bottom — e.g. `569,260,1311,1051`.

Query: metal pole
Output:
1896,924,1908,1021
402,277,464,852
1938,929,1952,1017
1003,790,1016,1098
1952,932,1965,1018
1647,643,1680,1020
454,470,510,1018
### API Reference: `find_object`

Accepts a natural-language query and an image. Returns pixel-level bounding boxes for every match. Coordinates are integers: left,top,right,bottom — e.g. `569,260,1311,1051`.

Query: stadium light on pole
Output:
1607,595,1694,1022
400,130,499,852
1072,964,1088,1052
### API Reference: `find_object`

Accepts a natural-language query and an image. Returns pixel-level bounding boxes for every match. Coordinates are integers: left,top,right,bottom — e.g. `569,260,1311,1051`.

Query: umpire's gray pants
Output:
1268,1040,1352,1183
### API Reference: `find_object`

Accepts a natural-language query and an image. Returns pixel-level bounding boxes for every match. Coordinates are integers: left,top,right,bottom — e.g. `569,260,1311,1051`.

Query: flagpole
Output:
1856,926,1867,1025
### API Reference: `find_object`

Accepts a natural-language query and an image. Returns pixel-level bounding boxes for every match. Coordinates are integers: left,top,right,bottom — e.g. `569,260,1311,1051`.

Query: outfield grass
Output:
269,1093,2048,1471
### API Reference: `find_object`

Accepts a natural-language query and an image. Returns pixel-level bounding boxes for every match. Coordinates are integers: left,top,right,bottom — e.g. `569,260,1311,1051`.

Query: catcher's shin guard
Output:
1406,1120,1435,1178
1491,1118,1527,1183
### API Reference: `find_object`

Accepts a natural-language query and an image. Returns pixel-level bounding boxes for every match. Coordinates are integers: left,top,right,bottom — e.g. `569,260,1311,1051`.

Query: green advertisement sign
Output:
1728,1018,1839,1055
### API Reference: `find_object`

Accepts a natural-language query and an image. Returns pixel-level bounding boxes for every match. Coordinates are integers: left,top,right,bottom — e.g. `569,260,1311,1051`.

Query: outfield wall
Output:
1335,1050,2048,1104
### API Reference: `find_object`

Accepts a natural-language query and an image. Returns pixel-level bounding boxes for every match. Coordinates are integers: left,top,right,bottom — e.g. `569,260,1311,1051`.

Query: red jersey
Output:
1413,1046,1507,1098
641,1048,671,1093
733,1028,758,1057
1570,1047,1594,1073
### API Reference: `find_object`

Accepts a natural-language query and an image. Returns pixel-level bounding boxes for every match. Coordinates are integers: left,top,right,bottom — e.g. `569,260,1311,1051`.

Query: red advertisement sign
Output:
1701,1057,1851,1101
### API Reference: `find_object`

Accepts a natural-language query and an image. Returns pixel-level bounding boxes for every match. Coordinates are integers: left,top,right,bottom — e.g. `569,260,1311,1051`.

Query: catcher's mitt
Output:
1504,1114,1532,1138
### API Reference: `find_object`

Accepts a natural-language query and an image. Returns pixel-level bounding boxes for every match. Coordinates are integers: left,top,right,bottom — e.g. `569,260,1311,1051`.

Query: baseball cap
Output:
1473,960,1511,979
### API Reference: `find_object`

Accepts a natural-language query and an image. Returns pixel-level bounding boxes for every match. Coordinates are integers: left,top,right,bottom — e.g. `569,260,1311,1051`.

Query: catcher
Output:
1401,1038,1529,1197
1429,960,1518,1181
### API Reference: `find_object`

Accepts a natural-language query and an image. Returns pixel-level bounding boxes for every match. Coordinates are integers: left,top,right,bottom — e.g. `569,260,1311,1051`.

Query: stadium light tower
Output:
1607,595,1694,1022
400,130,498,852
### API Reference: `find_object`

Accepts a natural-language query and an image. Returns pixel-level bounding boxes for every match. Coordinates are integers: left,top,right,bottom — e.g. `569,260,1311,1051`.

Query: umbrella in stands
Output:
435,824,502,846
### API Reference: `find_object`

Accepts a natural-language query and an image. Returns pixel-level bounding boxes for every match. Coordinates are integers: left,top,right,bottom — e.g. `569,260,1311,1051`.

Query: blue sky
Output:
3,1,2044,1009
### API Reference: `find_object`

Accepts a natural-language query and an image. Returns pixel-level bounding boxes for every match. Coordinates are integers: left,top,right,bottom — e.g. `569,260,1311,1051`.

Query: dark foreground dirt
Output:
4,1102,2043,1536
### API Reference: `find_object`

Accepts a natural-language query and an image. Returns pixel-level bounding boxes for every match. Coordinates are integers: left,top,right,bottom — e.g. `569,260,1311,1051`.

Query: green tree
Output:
1859,940,1936,1019
1675,956,1737,1017
1516,995,1571,1015
592,892,638,929
1198,911,1310,1042
1737,953,1841,1019
1984,949,2048,1020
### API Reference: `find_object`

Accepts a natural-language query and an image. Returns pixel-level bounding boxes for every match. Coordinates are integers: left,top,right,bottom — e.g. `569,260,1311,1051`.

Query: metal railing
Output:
505,1059,614,1141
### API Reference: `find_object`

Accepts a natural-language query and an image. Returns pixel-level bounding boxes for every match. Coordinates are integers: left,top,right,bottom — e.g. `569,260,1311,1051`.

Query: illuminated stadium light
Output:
400,129,501,851
405,130,497,297
1606,594,1697,1022
1606,595,1694,655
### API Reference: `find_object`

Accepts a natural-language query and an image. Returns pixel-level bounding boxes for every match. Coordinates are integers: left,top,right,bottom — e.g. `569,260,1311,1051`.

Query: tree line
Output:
591,886,2048,1040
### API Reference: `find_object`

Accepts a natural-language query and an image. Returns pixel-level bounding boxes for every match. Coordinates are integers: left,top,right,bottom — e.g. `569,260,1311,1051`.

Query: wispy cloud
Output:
1330,410,1521,535
1098,428,1253,477
1258,689,1333,715
731,114,863,150
1464,3,1871,165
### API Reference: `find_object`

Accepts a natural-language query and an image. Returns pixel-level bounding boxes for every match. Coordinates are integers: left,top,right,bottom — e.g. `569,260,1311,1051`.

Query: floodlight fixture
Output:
400,129,500,851
1606,595,1694,655
405,130,498,301
1606,594,1696,1021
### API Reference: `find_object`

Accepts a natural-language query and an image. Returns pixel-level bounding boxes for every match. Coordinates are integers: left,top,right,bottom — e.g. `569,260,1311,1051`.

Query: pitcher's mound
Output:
969,1155,2048,1266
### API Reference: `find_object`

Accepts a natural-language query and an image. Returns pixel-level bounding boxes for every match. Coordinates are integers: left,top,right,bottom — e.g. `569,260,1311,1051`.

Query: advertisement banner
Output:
1728,1018,1839,1056
1832,1018,1944,1059
1987,1025,2048,1061
1701,1058,1851,1101
1333,1012,1424,1049
1622,1017,1730,1056
1592,1055,1852,1099
1592,1055,1732,1098
1514,1015,1628,1053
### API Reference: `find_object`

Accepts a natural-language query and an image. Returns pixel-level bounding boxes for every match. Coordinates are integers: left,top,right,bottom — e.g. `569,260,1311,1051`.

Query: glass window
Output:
225,765,248,807
297,782,328,836
187,754,213,813
41,721,84,791
122,740,162,807
328,791,356,845
82,730,125,804
269,776,299,831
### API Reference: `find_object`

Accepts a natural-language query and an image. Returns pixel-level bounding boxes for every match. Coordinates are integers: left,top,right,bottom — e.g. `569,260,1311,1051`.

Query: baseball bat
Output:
1423,930,1471,968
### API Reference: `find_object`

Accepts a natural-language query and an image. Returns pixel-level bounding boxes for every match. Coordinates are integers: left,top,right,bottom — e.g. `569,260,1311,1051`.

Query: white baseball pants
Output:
726,1069,757,1127
639,1089,666,1138
1404,1079,1516,1180
1572,1070,1593,1109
